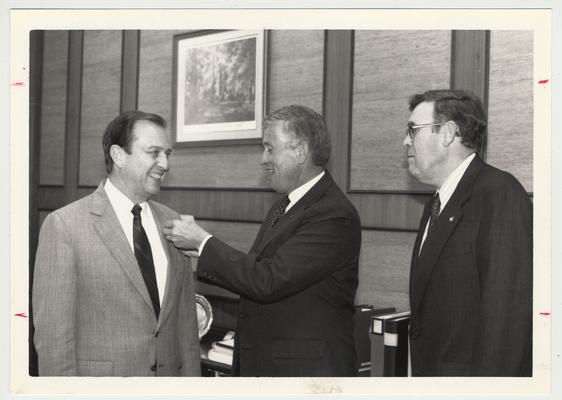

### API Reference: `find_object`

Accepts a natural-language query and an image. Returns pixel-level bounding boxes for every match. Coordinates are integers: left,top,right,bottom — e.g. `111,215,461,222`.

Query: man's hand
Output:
163,215,209,252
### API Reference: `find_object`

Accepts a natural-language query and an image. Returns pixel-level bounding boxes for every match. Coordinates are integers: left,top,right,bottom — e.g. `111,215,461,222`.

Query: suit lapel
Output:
411,156,485,317
91,183,155,315
149,202,181,328
253,172,333,255
249,199,279,253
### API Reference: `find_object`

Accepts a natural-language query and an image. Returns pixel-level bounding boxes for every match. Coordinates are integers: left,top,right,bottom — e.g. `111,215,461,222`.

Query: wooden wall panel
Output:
324,31,353,190
355,230,415,311
350,192,428,231
38,210,51,231
350,30,451,192
39,31,68,186
155,188,279,222
267,30,324,113
163,144,266,188
487,30,533,192
121,30,140,112
137,30,189,123
79,31,122,186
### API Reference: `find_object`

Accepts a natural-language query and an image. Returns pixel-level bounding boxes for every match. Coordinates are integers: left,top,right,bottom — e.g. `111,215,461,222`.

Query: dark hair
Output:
409,89,487,150
102,111,167,174
263,105,331,167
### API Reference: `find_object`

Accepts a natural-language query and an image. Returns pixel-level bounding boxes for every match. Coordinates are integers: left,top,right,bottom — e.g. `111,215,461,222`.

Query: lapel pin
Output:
449,216,454,222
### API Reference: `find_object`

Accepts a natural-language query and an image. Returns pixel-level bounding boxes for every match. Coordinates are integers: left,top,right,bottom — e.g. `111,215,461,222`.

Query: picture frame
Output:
172,29,267,147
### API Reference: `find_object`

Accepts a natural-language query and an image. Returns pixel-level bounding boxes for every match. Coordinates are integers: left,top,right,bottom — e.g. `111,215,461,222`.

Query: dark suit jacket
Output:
409,156,532,376
197,172,361,377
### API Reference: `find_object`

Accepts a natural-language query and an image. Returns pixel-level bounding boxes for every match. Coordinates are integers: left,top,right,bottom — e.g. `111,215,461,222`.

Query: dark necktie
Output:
264,196,290,234
428,193,441,231
131,204,160,319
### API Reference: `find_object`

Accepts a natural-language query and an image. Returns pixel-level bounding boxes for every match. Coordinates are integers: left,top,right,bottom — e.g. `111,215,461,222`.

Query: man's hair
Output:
102,111,167,174
264,105,331,167
409,89,487,150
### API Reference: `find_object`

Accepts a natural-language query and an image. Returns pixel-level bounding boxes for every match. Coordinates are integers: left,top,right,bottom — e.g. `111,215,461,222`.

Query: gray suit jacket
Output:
32,182,201,376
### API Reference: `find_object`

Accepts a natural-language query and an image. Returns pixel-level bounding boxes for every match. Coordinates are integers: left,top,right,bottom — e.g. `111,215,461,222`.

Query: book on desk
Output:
207,334,234,366
354,305,396,376
369,310,411,377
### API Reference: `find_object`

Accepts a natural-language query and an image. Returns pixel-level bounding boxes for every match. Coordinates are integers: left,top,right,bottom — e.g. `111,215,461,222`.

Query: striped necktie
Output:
131,204,160,319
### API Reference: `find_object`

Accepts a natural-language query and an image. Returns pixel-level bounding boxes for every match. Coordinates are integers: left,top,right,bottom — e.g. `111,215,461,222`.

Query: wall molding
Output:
120,30,140,112
323,30,354,192
451,30,490,160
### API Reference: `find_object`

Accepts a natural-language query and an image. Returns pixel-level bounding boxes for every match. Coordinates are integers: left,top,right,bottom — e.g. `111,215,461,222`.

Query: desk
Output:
200,325,233,377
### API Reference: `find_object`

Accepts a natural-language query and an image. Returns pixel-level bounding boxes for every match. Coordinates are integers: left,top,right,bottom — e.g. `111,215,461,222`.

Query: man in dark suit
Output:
164,105,361,377
403,89,532,376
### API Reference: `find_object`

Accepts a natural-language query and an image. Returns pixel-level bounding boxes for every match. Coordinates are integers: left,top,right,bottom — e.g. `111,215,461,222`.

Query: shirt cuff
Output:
199,234,213,256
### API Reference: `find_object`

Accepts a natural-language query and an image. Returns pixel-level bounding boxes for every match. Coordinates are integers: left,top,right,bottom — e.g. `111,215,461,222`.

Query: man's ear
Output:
110,144,126,169
441,121,459,147
294,141,309,164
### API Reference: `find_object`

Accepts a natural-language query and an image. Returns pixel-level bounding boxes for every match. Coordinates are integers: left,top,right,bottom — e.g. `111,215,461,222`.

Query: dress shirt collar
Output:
436,153,476,212
104,178,148,216
286,170,325,212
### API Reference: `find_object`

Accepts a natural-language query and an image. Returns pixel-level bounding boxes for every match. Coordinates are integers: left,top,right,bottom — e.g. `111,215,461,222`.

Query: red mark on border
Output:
538,79,549,85
539,312,550,316
14,312,28,318
10,82,25,87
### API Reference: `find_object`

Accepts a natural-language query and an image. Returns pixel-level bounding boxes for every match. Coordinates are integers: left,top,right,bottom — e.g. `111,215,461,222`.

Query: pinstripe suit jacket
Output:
32,182,201,376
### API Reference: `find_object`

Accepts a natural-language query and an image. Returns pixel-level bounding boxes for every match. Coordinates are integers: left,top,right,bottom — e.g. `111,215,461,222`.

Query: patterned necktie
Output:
264,196,290,234
428,193,441,231
131,204,160,319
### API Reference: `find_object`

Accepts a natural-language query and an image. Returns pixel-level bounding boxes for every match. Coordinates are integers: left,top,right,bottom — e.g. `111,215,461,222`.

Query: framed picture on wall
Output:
172,29,267,147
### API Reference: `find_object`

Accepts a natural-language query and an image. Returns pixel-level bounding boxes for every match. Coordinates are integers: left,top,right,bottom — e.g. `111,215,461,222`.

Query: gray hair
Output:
264,105,331,167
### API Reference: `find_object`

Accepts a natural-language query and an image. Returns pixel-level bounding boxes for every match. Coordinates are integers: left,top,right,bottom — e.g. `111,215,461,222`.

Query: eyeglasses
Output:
406,122,446,141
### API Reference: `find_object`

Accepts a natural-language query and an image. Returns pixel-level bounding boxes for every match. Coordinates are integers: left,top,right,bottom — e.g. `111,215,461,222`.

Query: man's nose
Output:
260,150,268,165
158,152,170,170
402,134,412,148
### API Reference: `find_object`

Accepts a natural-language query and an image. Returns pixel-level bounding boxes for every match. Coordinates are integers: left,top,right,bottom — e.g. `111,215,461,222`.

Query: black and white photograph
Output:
4,5,558,399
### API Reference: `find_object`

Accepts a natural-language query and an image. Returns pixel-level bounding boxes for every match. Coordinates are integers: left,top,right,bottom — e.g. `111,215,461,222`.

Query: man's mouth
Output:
148,170,166,181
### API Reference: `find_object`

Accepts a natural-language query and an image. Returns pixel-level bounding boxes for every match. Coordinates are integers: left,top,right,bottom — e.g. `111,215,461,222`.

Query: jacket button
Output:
239,312,247,319
151,364,157,372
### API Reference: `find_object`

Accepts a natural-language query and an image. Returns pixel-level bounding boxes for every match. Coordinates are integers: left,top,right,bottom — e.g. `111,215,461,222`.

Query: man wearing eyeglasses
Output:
403,89,532,376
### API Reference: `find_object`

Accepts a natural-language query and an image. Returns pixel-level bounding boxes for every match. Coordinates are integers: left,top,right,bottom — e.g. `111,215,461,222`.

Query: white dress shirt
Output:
198,170,326,255
419,153,476,252
105,178,168,305
286,170,325,212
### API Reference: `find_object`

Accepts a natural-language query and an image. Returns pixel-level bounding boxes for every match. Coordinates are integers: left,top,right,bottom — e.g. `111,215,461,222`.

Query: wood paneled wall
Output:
31,29,534,326
487,30,533,191
351,30,451,192
39,31,68,186
79,31,123,186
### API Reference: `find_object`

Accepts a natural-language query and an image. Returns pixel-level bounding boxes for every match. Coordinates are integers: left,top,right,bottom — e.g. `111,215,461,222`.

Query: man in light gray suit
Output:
32,111,201,376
